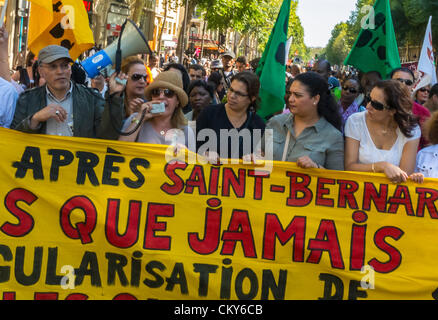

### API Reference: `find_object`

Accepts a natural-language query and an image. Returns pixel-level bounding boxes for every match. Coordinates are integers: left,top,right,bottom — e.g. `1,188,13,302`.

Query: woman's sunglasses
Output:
395,78,414,86
366,95,389,111
418,87,430,93
131,73,148,82
342,87,358,94
151,88,176,98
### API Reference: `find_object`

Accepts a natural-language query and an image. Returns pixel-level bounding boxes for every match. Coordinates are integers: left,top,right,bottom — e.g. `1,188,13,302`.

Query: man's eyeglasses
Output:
395,78,414,86
131,73,148,82
228,87,249,98
366,95,389,111
41,62,72,71
151,88,176,98
342,87,358,94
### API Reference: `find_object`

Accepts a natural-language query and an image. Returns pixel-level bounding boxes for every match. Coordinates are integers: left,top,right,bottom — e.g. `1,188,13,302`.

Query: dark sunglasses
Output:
395,78,414,86
366,95,389,111
131,73,148,82
418,87,430,93
151,88,176,98
342,87,358,94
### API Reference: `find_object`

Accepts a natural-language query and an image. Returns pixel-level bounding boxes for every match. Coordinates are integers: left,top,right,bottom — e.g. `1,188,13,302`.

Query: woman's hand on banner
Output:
297,156,320,169
409,172,424,184
379,162,408,184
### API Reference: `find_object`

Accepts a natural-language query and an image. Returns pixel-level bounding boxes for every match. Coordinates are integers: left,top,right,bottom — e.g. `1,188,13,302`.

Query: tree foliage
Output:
324,0,438,66
324,22,351,65
392,0,438,48
248,0,306,60
175,0,304,60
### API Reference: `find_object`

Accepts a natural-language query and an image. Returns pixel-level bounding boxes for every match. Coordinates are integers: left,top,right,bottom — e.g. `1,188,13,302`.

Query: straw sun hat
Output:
145,70,188,107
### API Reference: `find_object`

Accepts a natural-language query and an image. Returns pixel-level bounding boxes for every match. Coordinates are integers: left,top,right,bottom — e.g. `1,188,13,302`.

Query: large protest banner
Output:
0,127,437,300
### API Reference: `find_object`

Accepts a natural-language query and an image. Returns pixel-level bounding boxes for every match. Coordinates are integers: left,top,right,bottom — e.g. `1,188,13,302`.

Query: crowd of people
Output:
0,24,437,183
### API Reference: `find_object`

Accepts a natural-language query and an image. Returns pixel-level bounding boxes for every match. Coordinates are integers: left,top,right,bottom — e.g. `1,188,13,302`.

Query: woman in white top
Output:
414,111,438,179
345,80,421,183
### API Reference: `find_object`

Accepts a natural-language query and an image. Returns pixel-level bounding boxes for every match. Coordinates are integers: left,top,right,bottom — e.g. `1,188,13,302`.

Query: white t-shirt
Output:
345,111,421,166
0,78,18,128
150,67,160,80
415,144,438,178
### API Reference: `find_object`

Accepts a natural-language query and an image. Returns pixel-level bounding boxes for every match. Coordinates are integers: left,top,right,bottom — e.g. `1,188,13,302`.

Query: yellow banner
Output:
28,0,93,60
0,127,438,300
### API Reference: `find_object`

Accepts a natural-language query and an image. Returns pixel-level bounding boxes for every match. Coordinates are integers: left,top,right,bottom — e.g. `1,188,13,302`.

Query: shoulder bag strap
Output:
281,130,291,162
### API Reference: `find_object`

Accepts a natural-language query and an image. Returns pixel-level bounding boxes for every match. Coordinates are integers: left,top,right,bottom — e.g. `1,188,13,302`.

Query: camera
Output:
150,102,165,114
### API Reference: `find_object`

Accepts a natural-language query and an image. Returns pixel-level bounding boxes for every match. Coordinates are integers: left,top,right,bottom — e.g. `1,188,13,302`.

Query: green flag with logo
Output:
256,0,291,120
344,0,400,78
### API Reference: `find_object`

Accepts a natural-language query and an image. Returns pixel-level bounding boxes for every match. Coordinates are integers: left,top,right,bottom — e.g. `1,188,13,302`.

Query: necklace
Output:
381,122,394,135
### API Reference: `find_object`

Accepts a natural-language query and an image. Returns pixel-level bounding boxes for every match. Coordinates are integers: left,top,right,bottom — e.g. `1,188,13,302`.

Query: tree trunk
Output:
200,19,207,58
130,0,145,24
236,33,246,56
95,0,111,47
233,30,238,54
176,0,196,62
157,0,168,55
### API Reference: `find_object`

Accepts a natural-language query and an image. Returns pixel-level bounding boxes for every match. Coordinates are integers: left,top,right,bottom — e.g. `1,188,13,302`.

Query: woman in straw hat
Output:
119,70,194,146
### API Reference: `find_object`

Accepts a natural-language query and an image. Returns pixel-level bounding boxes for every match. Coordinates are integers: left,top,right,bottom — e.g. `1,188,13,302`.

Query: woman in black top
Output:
196,71,265,160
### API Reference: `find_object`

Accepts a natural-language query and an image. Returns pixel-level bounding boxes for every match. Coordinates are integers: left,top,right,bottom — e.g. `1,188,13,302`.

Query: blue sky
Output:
296,0,357,48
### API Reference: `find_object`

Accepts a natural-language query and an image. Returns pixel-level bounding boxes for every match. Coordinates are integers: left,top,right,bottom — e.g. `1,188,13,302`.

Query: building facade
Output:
2,0,258,69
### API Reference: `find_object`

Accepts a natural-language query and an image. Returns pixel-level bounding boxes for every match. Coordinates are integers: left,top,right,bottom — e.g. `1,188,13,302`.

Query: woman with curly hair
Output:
344,80,421,183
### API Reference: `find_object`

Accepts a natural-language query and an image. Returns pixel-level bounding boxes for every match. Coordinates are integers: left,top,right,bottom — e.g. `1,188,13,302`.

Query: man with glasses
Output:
390,67,431,149
11,45,124,139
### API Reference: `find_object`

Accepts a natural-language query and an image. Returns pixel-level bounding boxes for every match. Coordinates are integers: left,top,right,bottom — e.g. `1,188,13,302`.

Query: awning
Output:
193,40,218,50
163,40,177,48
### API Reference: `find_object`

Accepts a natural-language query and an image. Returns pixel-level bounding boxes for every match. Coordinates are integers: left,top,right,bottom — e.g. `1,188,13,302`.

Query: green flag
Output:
344,0,400,79
256,0,291,120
